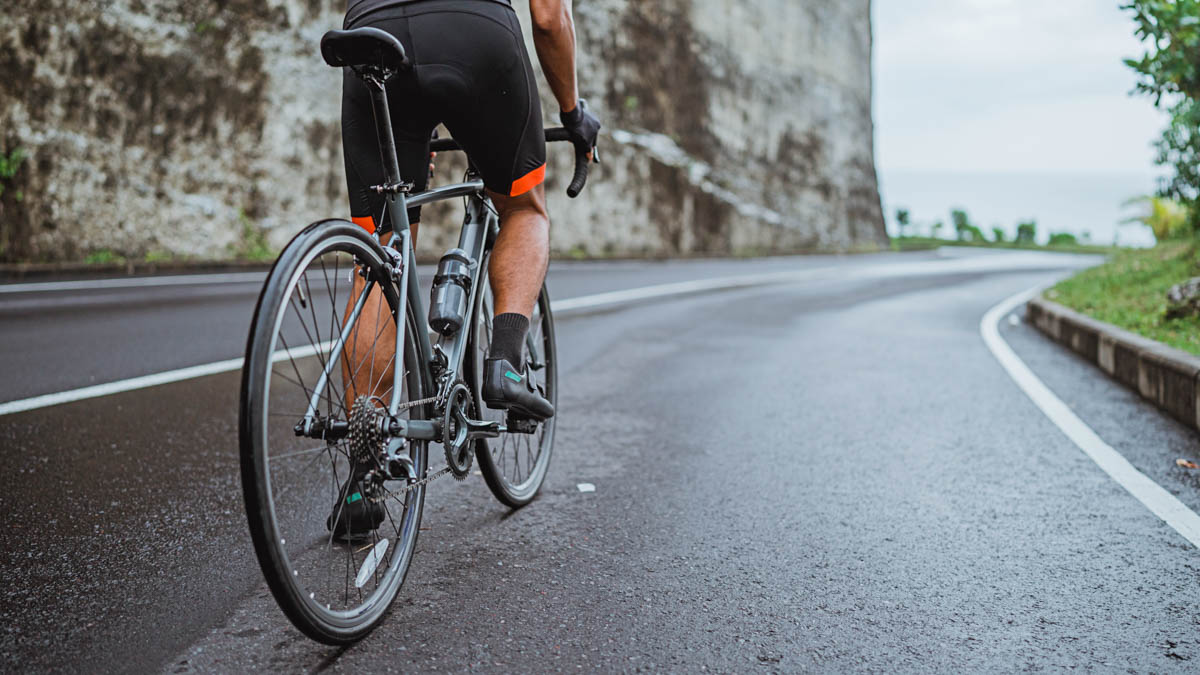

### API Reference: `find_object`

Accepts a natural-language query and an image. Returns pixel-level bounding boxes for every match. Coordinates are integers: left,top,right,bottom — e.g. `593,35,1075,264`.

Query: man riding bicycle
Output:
332,0,599,534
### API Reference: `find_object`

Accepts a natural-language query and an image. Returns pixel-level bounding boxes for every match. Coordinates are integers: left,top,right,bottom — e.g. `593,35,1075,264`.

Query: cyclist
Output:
331,0,599,535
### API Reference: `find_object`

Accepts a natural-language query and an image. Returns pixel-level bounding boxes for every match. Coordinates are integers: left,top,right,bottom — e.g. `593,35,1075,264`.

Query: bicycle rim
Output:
239,221,429,644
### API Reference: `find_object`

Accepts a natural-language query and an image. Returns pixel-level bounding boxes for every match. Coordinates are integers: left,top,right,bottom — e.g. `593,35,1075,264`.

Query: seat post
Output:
360,72,412,237
366,78,404,187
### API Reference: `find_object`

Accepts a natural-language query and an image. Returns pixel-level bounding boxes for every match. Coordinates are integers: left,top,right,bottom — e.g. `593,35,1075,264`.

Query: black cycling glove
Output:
560,99,601,160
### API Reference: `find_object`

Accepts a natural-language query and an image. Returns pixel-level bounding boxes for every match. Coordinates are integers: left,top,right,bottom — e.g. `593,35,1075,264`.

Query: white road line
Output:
982,284,1200,549
551,268,830,312
0,271,824,417
0,255,1096,417
0,272,269,294
0,341,334,417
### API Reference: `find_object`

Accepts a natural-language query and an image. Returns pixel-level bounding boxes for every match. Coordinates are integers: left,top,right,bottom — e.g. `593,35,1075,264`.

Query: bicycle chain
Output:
396,395,440,412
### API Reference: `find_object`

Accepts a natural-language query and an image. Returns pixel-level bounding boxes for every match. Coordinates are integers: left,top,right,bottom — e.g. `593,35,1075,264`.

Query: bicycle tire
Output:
240,219,430,644
465,257,557,507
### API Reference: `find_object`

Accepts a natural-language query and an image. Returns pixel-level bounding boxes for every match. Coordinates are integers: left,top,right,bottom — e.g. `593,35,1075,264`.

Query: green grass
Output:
1048,241,1200,356
83,249,125,265
891,236,1118,255
228,210,276,262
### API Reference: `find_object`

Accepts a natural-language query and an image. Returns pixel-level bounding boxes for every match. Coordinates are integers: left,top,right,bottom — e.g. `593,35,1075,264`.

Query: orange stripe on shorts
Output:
509,164,546,197
351,215,376,234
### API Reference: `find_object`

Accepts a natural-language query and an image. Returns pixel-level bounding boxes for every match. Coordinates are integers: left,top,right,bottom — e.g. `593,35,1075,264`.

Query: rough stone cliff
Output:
0,0,886,262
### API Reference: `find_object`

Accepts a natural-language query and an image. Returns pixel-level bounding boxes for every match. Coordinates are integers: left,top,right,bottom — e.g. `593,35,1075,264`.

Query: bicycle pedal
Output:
504,414,539,434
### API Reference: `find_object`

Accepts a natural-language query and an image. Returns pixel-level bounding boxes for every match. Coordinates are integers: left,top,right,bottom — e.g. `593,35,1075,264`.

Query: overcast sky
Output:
872,0,1169,174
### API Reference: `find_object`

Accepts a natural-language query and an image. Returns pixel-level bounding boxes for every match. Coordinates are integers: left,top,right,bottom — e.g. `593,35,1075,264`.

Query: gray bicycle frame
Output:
299,69,499,442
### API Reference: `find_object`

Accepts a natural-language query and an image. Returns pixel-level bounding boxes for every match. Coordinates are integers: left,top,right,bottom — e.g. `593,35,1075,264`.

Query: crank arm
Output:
461,413,541,438
462,416,503,440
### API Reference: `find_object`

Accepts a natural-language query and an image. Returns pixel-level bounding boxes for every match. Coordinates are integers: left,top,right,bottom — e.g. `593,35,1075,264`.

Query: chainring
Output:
442,382,474,479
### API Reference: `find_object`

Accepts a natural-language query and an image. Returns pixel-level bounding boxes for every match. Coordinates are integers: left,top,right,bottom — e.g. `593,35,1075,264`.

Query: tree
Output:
991,227,1006,243
1122,195,1192,241
951,208,986,242
895,208,910,237
1015,220,1037,245
1123,0,1200,229
931,220,945,239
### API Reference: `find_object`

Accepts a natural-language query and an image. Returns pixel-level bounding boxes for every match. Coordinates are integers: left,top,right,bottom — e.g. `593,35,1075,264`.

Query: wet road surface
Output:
3,249,1200,672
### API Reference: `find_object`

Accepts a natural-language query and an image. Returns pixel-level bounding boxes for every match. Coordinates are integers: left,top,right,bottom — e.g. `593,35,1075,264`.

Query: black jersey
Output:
346,0,512,27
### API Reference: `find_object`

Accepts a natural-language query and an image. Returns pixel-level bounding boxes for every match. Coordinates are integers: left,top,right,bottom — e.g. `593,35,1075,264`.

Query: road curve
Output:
3,249,1199,672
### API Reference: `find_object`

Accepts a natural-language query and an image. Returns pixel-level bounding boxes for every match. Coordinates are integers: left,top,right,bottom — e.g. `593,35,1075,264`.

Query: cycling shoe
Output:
482,357,554,420
326,469,385,539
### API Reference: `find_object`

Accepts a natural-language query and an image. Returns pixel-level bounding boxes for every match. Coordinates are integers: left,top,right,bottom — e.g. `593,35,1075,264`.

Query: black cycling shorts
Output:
340,0,545,233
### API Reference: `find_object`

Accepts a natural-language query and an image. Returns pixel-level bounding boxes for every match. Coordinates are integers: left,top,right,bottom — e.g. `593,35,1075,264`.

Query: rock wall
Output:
0,0,886,263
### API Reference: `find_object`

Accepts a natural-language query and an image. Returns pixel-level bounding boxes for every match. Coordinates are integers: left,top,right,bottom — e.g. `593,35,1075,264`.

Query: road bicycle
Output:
238,27,594,644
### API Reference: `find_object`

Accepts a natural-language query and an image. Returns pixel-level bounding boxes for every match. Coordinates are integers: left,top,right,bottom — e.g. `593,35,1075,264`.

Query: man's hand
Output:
560,99,601,162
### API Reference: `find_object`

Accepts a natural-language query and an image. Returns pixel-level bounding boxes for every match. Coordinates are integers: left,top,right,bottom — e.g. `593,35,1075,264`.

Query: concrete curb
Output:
1026,296,1200,433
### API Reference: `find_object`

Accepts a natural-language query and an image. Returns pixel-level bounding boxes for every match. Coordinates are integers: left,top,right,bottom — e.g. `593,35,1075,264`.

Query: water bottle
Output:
429,248,472,335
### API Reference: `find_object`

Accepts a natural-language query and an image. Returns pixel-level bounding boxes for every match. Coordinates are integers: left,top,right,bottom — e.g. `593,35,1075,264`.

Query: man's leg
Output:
486,185,550,318
480,185,555,419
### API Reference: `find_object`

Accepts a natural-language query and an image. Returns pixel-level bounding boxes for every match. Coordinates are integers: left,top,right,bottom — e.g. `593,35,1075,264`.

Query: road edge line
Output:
982,284,1200,549
0,272,824,417
0,342,332,417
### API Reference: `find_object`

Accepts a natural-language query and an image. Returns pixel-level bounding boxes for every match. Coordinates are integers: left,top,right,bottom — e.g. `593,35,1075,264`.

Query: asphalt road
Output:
3,248,1200,673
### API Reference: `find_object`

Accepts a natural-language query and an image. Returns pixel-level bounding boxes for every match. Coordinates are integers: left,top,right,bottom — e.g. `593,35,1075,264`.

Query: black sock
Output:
489,313,529,365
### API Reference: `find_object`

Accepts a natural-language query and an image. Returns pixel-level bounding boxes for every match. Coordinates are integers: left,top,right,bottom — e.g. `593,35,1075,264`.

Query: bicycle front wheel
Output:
239,220,430,644
466,259,557,507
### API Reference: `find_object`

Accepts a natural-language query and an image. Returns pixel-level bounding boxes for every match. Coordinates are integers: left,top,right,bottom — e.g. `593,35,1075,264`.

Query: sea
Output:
877,169,1165,248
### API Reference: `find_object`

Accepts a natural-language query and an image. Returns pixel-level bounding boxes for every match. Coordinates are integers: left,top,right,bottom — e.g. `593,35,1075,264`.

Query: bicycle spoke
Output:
277,333,346,417
288,288,346,417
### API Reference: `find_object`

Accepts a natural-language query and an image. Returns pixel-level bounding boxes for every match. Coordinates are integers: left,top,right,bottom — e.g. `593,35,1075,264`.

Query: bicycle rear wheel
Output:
240,220,430,644
465,258,557,507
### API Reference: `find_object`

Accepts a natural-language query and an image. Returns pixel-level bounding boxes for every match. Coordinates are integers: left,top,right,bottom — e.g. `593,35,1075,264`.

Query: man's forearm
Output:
529,0,579,113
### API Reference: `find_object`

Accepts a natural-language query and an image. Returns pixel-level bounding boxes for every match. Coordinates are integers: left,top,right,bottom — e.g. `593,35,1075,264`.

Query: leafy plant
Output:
84,249,125,264
895,208,910,237
1122,195,1192,241
1123,0,1200,229
1048,232,1079,246
230,209,275,261
1015,220,1038,245
0,147,26,199
991,227,1006,243
951,208,986,242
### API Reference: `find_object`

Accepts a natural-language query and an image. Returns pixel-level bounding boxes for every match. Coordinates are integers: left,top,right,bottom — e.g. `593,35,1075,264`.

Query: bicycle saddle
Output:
321,27,410,71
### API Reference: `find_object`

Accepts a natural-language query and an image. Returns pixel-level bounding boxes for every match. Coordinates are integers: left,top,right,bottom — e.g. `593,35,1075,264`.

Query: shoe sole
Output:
483,396,551,422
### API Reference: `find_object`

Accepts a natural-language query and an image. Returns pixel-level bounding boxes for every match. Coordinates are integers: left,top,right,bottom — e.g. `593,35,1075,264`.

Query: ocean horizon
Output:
878,169,1164,247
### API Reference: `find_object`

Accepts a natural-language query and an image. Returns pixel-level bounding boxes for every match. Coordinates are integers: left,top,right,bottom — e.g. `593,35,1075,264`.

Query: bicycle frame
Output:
298,71,501,444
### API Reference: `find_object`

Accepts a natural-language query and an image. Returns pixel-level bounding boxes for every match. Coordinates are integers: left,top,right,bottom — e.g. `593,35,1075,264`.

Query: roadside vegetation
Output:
1049,241,1200,356
1040,2,1200,357
889,208,1117,255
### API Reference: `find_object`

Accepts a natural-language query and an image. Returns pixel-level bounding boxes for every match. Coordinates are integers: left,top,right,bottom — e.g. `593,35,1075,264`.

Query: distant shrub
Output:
1047,232,1079,246
1015,220,1038,245
991,227,1006,243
